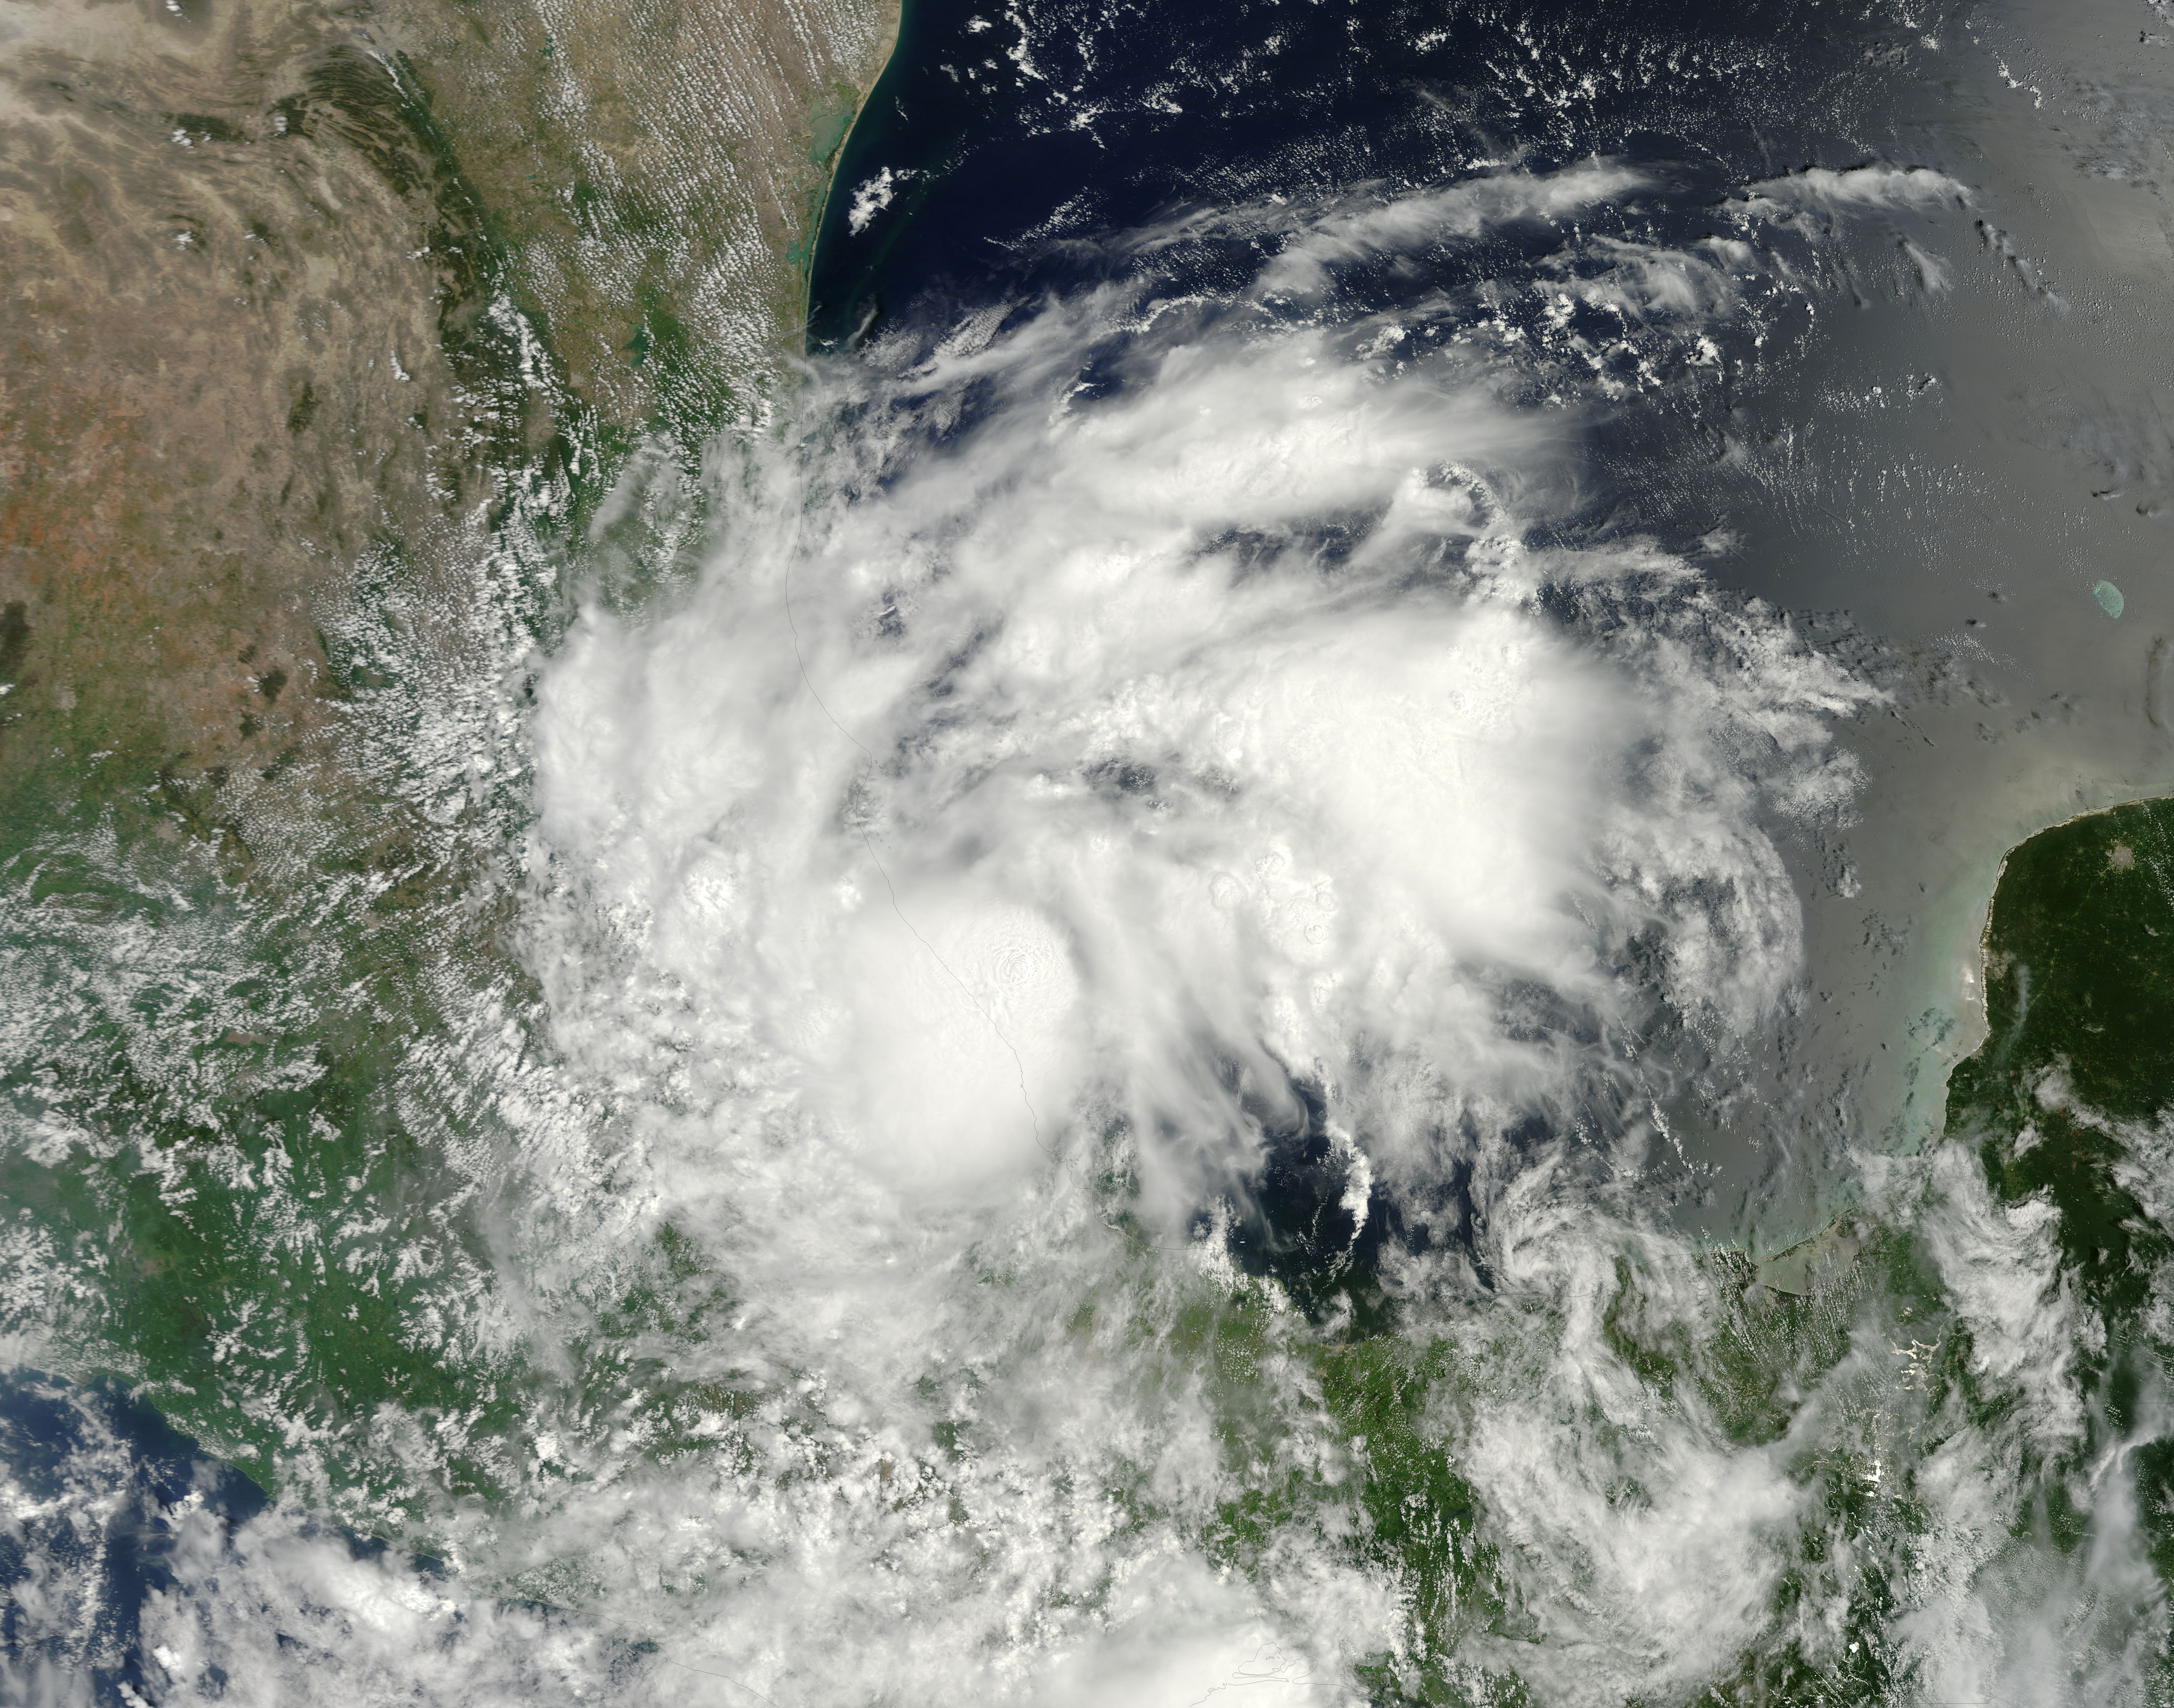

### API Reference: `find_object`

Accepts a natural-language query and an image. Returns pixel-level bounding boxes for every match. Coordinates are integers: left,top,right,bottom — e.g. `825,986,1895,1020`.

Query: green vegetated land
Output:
0,0,898,1540
1945,797,2174,1578
1322,795,2174,1699
1949,800,2174,1283
9,6,2174,1677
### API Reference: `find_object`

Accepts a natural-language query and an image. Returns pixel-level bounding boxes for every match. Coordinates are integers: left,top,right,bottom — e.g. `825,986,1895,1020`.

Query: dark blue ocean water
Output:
801,0,1997,1260
807,0,1984,616
810,0,1944,343
17,5,2172,1700
0,1373,269,1698
0,1372,460,1703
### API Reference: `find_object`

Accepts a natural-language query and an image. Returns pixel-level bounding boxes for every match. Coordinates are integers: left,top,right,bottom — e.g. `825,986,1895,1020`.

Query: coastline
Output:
795,2,908,341
0,0,906,1539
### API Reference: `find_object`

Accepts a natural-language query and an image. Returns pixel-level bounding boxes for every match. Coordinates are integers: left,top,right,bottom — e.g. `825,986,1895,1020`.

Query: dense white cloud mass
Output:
500,164,1883,1700
1738,163,1974,217
14,158,2151,1708
531,193,1871,1243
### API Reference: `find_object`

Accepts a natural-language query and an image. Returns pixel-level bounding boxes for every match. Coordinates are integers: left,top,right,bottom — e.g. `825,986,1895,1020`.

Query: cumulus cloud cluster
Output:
492,164,1884,1697
536,162,1878,1243
19,162,2097,1708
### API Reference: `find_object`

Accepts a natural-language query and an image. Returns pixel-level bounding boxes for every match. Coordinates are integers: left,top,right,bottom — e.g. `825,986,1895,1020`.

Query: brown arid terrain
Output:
0,0,899,1530
0,0,896,826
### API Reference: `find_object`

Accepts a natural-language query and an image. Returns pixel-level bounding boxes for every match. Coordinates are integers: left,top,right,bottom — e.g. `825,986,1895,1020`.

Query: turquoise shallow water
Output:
12,2,2174,1703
